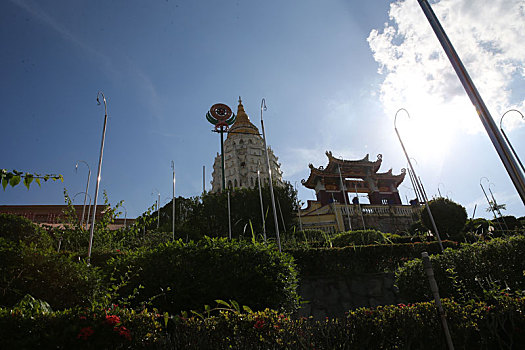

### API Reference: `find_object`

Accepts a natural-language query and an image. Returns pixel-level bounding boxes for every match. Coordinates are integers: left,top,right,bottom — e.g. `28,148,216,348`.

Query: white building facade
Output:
211,98,283,192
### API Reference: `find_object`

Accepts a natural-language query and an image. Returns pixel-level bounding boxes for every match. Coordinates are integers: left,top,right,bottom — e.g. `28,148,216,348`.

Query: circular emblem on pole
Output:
206,103,236,131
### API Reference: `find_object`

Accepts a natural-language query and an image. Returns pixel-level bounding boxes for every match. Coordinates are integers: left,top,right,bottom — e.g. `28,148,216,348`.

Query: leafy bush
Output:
0,239,102,309
288,241,459,277
108,237,299,314
396,235,525,303
0,213,52,248
3,297,524,349
331,229,414,247
420,198,467,236
0,303,165,349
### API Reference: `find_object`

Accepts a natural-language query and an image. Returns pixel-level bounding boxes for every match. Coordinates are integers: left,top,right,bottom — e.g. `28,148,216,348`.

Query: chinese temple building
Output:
299,152,419,233
211,98,283,192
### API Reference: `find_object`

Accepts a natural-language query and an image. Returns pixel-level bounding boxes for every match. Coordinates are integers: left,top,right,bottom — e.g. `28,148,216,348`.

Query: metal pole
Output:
157,191,160,230
395,108,444,252
75,160,91,228
421,252,455,350
227,190,232,240
260,98,281,252
295,181,303,231
172,161,176,241
277,198,286,233
258,162,267,241
73,192,91,227
438,183,444,198
220,126,226,192
354,184,366,230
408,166,424,203
87,91,109,264
417,0,525,205
500,110,525,175
203,165,205,194
338,165,353,231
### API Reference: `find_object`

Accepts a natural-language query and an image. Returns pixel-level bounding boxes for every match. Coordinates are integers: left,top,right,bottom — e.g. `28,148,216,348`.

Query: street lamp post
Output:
395,108,444,252
500,110,525,176
73,192,91,228
75,161,91,228
258,161,267,241
260,98,281,252
87,91,109,264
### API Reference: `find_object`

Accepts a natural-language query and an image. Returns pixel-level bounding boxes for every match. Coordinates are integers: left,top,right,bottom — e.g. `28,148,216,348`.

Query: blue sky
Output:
2,0,524,220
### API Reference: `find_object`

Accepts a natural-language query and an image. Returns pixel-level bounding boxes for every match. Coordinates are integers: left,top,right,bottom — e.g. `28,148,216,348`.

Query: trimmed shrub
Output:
108,237,299,314
0,239,102,309
0,303,164,349
396,235,525,303
332,229,389,246
420,198,467,236
3,297,524,349
288,241,459,277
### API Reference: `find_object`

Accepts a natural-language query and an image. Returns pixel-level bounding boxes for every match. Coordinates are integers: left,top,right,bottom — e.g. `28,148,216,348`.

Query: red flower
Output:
397,303,406,308
254,319,265,329
116,326,132,341
77,326,94,340
105,314,121,326
79,316,86,320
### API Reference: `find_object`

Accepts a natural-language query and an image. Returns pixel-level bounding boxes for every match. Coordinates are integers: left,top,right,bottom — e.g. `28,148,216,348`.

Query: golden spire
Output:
227,97,260,138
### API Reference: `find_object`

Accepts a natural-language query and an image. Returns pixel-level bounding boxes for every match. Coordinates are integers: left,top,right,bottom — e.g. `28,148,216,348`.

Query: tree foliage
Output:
151,181,299,241
420,197,467,236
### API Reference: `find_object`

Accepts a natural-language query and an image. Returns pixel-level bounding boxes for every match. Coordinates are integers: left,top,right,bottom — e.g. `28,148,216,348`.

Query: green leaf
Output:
35,178,41,187
215,299,231,308
242,305,253,313
164,312,169,328
9,175,21,187
23,174,34,190
2,177,8,190
230,300,241,313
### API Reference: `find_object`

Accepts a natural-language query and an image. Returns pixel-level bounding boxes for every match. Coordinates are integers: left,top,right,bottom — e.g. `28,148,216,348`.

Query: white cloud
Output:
367,0,525,133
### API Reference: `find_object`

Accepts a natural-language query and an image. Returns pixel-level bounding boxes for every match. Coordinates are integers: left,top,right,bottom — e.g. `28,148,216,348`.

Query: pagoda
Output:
211,98,283,192
302,151,406,206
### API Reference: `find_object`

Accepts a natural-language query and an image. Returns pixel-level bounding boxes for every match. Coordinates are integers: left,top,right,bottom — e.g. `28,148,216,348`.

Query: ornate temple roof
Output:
302,151,405,190
227,97,260,138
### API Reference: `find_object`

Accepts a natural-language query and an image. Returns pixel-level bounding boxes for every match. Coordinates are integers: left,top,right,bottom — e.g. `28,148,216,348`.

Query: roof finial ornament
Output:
238,96,242,105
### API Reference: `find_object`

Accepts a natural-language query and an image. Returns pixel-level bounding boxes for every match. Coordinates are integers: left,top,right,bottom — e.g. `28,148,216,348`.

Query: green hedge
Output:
108,237,299,314
288,241,459,277
0,303,164,349
3,297,524,349
396,235,525,303
169,297,525,349
0,239,102,309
